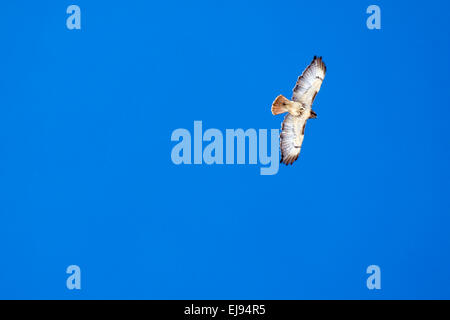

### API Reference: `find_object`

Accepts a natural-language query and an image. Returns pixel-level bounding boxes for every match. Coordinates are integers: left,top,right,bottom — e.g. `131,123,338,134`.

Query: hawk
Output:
271,56,326,165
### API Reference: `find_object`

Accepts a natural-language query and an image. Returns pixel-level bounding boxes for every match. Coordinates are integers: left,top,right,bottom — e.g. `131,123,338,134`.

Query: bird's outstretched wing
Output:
280,113,308,165
292,56,326,106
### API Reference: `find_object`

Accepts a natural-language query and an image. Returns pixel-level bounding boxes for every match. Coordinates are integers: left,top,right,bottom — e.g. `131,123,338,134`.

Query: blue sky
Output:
1,0,450,299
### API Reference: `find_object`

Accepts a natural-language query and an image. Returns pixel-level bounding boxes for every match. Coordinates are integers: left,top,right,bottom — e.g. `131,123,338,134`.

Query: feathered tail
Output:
271,95,292,115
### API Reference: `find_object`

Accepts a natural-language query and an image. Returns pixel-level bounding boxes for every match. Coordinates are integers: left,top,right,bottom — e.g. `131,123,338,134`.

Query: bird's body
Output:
271,56,326,165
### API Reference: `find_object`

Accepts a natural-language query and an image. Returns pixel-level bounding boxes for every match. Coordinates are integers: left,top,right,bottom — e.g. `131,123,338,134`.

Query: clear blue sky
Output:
1,0,449,299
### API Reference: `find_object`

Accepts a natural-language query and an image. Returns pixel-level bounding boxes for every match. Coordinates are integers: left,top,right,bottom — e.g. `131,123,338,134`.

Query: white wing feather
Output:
292,56,326,107
280,113,308,165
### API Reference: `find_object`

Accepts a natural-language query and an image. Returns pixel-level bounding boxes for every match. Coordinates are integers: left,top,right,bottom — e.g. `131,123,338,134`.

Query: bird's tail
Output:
271,95,291,115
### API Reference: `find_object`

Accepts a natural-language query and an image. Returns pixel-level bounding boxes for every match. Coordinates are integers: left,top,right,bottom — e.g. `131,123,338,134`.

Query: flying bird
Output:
271,56,326,165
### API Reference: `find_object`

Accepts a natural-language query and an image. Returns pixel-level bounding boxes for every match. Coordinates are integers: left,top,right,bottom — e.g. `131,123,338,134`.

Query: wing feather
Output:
280,114,308,165
292,56,327,106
